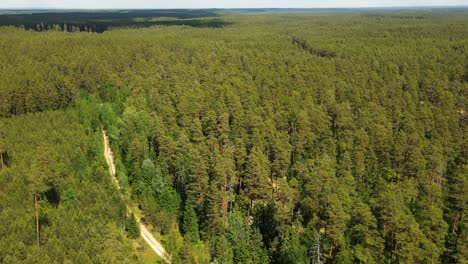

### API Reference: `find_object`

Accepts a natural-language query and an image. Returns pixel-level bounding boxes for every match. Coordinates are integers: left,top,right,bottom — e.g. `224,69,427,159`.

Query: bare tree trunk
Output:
222,160,229,226
238,174,243,195
35,193,40,247
247,198,253,218
312,230,323,264
222,197,228,226
270,172,275,200
0,152,3,169
222,174,228,226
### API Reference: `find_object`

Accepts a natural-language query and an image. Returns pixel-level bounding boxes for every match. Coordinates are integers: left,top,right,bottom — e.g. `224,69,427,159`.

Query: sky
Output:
1,0,467,9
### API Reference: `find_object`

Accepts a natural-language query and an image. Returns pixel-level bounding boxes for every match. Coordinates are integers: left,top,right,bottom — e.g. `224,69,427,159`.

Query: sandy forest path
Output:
102,130,171,263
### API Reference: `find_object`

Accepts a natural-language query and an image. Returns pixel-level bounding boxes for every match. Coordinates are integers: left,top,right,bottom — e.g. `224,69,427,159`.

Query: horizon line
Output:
1,5,468,10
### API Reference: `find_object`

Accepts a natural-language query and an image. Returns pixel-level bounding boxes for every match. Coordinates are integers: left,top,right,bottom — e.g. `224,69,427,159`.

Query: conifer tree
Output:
125,213,140,239
183,202,200,243
245,146,271,212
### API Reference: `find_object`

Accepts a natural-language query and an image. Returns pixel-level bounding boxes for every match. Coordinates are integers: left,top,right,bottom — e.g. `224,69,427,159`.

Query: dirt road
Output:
102,130,170,263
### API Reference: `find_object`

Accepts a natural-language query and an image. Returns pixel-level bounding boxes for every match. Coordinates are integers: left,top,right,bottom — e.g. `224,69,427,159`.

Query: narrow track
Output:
102,130,170,263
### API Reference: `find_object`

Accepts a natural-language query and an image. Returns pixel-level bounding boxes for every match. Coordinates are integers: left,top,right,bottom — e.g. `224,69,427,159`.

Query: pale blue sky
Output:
1,0,467,9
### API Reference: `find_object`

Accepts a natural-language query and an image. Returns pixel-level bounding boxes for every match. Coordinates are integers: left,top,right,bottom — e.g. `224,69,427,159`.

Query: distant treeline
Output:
0,10,228,32
21,19,231,33
24,22,105,33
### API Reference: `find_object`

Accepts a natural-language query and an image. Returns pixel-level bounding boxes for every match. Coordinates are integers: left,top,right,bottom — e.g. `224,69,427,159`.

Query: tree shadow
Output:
1,151,10,167
44,187,60,207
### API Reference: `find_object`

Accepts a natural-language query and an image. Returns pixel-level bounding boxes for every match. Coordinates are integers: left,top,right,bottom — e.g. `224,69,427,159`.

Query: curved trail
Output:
102,130,170,263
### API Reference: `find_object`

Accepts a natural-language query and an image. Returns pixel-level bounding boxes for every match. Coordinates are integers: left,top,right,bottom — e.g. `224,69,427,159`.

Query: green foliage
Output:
125,213,140,239
62,189,77,203
349,202,384,263
179,241,211,264
253,203,278,248
227,208,269,264
0,109,136,262
278,224,309,264
245,146,271,203
211,235,234,264
0,10,466,263
183,202,200,243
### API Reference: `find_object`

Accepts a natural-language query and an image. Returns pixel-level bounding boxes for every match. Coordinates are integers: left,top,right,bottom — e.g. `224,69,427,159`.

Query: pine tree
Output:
186,118,210,210
278,223,308,264
227,208,269,264
125,213,140,239
29,145,62,247
211,235,234,264
183,202,200,243
245,146,271,212
186,144,209,209
442,161,467,263
311,230,324,264
350,202,384,263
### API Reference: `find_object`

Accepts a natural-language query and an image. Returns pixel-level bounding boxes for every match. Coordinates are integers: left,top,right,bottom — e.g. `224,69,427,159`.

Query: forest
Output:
0,9,467,264
0,9,226,32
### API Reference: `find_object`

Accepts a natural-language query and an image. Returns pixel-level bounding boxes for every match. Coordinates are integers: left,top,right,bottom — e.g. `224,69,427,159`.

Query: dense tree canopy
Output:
0,107,140,262
0,11,467,263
